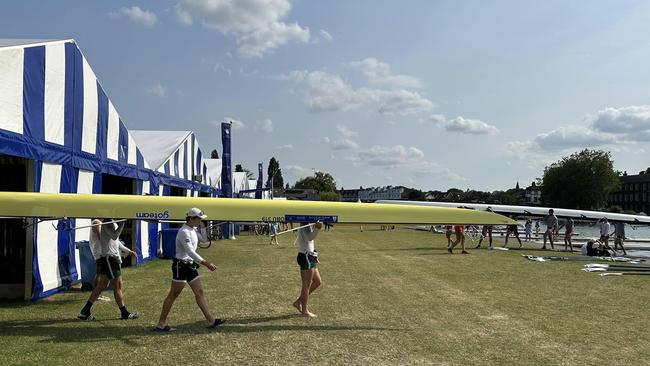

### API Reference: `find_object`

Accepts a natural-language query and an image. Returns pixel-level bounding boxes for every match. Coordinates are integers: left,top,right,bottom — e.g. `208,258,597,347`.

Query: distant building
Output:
339,187,363,202
609,168,650,214
524,182,542,205
283,188,320,201
358,186,405,202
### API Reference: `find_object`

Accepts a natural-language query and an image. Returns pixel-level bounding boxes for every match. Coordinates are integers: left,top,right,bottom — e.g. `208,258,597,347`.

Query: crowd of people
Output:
443,207,630,256
78,208,326,331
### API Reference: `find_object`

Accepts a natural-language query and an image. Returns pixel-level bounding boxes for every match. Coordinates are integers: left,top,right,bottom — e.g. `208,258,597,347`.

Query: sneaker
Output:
474,244,481,249
77,312,96,321
121,312,140,320
447,247,453,254
461,250,469,254
153,325,175,332
207,318,226,329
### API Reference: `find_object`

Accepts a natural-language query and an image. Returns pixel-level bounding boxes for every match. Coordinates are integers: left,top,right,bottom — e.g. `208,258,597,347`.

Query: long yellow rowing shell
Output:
0,192,515,225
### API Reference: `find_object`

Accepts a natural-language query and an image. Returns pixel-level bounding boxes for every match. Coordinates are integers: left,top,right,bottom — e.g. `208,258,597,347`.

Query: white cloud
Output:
213,62,232,75
445,116,499,135
357,145,425,167
429,115,498,135
112,6,158,27
591,105,650,141
336,125,357,139
275,144,293,150
257,119,273,132
350,58,422,89
284,164,307,180
353,144,466,181
222,117,245,129
145,83,166,97
319,30,333,41
378,90,434,115
328,138,360,151
282,70,433,115
534,125,617,150
429,114,447,125
175,0,310,57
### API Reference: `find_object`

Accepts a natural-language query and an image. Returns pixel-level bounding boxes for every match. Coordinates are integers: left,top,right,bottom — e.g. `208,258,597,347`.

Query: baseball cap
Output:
186,208,207,219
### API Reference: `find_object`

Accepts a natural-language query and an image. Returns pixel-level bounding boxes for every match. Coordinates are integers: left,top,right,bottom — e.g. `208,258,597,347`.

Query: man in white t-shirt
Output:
155,208,224,332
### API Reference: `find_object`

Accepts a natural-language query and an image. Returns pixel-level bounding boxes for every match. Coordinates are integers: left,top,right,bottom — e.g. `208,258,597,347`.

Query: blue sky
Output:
4,0,650,191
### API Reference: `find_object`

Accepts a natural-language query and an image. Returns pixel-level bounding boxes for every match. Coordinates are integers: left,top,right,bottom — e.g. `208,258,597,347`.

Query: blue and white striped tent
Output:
0,39,219,300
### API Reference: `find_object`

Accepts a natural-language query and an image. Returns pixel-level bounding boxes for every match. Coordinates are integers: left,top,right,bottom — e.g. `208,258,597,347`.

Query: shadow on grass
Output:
0,314,403,343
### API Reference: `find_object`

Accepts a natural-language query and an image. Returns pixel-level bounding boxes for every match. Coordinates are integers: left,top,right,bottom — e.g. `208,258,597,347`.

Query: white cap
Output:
186,207,207,219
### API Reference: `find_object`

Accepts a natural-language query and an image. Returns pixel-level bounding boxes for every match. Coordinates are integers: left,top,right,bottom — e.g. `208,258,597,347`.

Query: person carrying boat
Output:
293,221,324,318
448,225,468,254
613,221,627,256
77,218,138,321
598,218,611,247
542,209,558,250
563,218,575,252
475,207,494,248
155,208,225,332
504,215,522,248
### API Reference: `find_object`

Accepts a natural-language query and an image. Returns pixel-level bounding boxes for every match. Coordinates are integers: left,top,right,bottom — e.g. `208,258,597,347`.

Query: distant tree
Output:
464,190,491,203
541,149,620,209
403,188,425,200
267,157,284,189
294,171,337,193
489,190,520,205
319,191,341,201
445,188,464,202
286,183,290,189
211,149,219,159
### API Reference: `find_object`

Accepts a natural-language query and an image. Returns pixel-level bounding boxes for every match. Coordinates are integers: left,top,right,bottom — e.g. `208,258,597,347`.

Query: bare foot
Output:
292,301,302,313
301,311,317,318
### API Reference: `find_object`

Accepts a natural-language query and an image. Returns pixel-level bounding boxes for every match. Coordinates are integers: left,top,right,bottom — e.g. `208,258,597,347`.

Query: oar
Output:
273,223,315,237
600,272,650,276
584,267,650,273
585,263,650,270
65,219,128,231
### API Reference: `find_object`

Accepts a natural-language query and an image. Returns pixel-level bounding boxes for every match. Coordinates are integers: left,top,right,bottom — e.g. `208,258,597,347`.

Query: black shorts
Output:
297,252,319,270
507,226,519,235
172,259,200,283
96,256,121,279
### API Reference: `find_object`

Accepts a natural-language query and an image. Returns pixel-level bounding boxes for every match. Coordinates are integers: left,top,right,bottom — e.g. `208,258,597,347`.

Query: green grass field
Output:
1,227,649,365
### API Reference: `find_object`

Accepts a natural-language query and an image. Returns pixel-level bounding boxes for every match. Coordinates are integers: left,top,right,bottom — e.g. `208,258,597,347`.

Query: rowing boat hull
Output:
0,192,515,225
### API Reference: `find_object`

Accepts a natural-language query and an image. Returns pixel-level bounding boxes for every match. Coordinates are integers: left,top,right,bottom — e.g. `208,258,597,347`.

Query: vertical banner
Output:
255,163,263,199
220,122,234,238
220,122,232,199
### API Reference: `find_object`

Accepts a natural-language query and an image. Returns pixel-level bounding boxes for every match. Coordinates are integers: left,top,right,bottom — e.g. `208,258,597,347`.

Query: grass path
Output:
1,227,648,365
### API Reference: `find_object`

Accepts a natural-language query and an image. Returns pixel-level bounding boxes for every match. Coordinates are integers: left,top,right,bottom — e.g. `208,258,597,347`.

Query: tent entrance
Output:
101,174,136,267
0,155,28,299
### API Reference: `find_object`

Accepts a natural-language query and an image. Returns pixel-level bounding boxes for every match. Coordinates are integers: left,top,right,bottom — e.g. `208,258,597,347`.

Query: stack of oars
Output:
583,263,650,276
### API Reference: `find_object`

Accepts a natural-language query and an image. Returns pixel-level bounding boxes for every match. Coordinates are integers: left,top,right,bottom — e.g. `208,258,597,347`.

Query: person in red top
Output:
448,225,469,254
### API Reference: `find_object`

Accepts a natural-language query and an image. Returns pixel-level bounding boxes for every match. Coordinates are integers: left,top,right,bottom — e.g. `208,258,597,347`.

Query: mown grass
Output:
1,227,649,365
